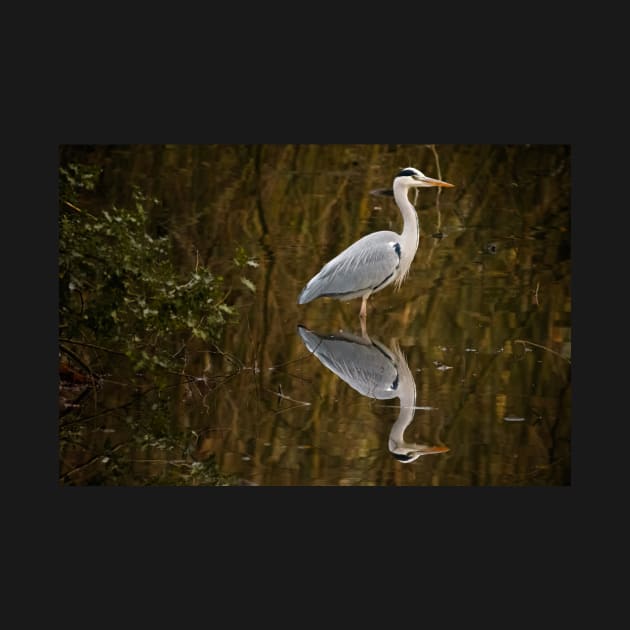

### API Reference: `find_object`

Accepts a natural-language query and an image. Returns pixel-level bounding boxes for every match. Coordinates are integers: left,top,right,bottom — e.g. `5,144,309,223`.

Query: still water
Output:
59,144,571,486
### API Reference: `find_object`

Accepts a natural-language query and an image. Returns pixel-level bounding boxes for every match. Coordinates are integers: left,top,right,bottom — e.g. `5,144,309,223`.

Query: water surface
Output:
59,144,571,486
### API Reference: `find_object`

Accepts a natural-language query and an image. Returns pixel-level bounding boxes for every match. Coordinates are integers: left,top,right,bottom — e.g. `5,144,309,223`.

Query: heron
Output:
297,325,449,463
298,166,454,320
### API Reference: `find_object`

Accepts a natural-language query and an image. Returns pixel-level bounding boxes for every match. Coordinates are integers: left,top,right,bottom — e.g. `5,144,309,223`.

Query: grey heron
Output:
297,325,449,463
298,167,454,320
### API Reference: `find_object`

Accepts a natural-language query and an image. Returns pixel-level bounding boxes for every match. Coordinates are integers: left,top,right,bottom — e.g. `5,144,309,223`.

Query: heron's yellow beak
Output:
420,176,454,188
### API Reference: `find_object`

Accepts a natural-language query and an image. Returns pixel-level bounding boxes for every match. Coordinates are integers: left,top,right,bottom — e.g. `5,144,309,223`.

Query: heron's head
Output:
395,166,454,189
389,440,449,464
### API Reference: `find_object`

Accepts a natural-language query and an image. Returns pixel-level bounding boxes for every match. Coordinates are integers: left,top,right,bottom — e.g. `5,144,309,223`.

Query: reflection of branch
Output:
504,454,569,484
374,404,437,411
59,337,127,356
265,387,311,407
59,440,131,483
321,175,349,220
60,396,141,427
513,339,570,363
426,144,443,181
60,343,94,377
59,343,100,411
273,403,312,416
268,353,314,371
426,144,443,232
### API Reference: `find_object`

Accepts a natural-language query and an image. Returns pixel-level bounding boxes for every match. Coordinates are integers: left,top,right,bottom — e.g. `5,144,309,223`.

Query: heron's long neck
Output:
388,344,417,449
389,368,416,446
393,182,420,286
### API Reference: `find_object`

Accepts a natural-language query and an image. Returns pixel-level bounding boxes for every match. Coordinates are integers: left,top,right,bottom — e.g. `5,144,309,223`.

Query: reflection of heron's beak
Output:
418,176,454,188
422,445,450,454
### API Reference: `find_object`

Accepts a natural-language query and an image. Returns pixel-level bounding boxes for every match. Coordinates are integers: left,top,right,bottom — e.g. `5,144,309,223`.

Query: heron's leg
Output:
359,295,368,320
360,315,368,339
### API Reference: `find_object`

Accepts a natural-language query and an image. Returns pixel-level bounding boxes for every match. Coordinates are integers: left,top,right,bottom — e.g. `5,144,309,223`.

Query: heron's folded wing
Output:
300,232,400,301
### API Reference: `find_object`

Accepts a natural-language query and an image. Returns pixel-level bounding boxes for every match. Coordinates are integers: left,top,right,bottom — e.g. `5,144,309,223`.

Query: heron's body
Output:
298,230,406,303
298,167,454,319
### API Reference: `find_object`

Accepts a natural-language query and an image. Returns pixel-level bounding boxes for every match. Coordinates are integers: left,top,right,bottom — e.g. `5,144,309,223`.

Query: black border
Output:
26,30,601,610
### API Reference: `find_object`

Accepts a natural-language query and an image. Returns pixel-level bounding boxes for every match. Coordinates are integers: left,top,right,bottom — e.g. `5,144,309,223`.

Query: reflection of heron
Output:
297,325,448,463
298,167,454,321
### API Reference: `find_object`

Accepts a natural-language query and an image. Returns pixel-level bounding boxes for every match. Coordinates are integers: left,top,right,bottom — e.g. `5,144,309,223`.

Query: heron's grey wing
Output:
299,231,400,303
297,326,400,399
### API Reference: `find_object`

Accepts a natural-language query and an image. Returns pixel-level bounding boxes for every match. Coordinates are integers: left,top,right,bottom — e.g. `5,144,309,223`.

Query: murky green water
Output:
59,144,571,486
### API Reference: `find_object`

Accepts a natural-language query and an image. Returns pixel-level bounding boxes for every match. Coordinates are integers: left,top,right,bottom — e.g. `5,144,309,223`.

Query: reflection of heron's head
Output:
392,451,422,463
388,441,449,464
387,343,449,464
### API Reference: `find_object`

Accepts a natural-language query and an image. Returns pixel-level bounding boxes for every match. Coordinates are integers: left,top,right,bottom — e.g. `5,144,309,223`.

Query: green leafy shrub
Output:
59,165,236,372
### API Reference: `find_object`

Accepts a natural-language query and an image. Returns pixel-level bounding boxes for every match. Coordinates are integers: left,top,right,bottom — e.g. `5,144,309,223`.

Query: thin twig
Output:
63,200,83,213
59,337,127,356
267,353,317,371
273,402,313,415
61,199,97,219
513,339,570,363
130,459,189,466
59,344,94,377
60,399,136,427
265,387,311,407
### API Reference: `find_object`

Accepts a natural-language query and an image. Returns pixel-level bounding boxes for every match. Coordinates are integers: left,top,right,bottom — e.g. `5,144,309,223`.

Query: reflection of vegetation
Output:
59,387,236,486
